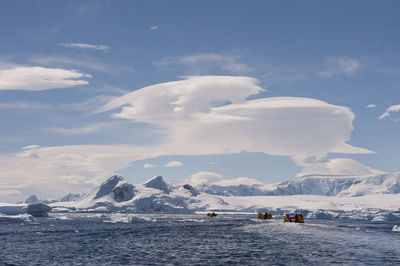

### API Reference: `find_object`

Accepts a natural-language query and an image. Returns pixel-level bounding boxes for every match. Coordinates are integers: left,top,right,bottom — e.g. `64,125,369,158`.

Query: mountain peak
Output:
60,193,81,202
94,175,126,199
143,176,169,194
25,195,40,204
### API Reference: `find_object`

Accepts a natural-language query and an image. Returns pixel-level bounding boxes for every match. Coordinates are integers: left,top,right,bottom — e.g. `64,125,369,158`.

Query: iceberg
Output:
24,203,52,217
306,210,333,220
0,204,25,215
371,212,400,222
105,213,152,223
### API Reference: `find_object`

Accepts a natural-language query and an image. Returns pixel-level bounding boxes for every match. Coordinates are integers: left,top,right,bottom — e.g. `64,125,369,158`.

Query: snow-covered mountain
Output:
181,173,400,197
263,173,400,197
2,173,400,220
55,175,190,213
91,175,137,202
48,172,400,213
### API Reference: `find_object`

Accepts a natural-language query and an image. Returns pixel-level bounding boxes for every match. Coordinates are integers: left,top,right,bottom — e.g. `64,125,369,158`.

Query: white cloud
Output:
299,158,384,177
189,171,223,186
0,145,166,197
50,123,112,136
58,175,87,185
59,42,110,52
262,65,309,85
144,163,156,168
378,105,400,120
0,66,90,91
97,75,263,120
30,55,134,74
165,161,183,167
150,26,159,31
0,101,52,109
319,57,360,78
155,53,251,74
99,75,372,165
0,189,22,196
22,145,40,150
212,177,263,186
65,95,118,112
367,104,377,108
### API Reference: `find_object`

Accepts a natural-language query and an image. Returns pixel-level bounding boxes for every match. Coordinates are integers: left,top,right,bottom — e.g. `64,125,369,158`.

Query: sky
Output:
0,0,399,202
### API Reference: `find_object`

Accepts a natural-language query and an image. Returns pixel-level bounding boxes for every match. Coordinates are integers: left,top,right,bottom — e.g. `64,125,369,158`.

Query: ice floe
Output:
105,213,152,223
0,214,35,222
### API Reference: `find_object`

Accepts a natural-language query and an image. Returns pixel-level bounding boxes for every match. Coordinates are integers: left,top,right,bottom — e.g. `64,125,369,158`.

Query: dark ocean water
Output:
0,213,399,265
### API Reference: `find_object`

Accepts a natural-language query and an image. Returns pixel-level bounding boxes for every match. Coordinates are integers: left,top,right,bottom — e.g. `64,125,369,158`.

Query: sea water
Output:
0,213,399,265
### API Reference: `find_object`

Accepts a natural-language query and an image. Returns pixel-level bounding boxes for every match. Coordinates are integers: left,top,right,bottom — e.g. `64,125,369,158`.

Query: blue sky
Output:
0,1,399,202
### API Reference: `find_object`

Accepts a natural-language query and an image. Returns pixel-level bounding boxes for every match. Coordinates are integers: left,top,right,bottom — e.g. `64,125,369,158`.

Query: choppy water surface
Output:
1,213,399,265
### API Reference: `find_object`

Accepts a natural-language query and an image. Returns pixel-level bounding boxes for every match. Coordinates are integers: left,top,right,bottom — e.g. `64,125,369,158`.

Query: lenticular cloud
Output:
99,76,372,164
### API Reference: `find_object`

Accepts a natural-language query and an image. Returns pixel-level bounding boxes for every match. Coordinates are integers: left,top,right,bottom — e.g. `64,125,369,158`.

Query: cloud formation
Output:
0,144,166,200
165,161,183,167
156,53,251,74
367,104,377,108
189,171,223,186
319,57,360,78
50,123,112,136
378,105,400,120
60,42,110,52
150,26,159,31
30,55,134,74
144,163,156,168
99,75,371,164
187,172,263,187
0,190,22,197
299,158,384,177
0,101,52,110
0,66,90,91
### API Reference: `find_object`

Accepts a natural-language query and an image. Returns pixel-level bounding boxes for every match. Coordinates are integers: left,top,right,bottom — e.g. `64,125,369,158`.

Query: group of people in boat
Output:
258,212,273,219
206,212,304,223
284,213,304,223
